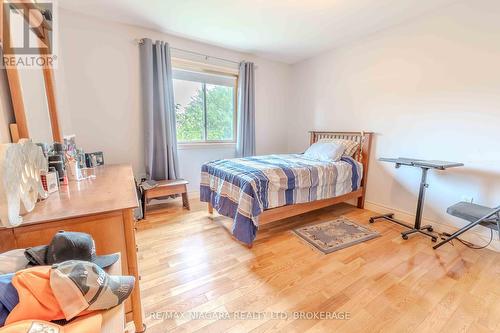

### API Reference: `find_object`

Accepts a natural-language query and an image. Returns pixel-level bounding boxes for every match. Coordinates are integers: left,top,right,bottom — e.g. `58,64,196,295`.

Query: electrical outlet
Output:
461,195,474,203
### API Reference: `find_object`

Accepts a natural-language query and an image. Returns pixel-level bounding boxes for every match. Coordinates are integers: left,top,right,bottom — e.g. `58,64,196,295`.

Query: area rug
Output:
293,216,380,254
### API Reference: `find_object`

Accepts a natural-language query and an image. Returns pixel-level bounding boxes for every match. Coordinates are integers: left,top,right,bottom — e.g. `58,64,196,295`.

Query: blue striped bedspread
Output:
200,154,362,245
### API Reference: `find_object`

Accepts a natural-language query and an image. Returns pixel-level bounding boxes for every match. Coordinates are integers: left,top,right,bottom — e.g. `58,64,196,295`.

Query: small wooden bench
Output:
143,179,190,217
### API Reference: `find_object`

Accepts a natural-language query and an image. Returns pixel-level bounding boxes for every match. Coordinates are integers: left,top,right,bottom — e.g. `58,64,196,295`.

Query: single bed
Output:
200,131,373,246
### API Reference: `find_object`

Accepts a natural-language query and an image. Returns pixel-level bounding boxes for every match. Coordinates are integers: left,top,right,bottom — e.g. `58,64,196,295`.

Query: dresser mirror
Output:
1,0,61,143
16,65,53,143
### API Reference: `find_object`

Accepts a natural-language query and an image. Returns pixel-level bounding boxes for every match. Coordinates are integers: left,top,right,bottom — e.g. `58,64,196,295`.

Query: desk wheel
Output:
421,225,434,233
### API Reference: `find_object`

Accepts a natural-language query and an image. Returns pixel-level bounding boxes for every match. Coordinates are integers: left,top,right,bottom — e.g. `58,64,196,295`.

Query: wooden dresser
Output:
0,165,144,332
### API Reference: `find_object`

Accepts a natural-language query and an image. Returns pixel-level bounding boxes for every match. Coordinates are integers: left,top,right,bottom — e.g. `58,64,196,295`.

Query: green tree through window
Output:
174,78,235,142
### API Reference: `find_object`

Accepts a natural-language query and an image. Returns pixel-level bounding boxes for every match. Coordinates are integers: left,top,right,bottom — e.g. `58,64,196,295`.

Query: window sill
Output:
177,142,236,150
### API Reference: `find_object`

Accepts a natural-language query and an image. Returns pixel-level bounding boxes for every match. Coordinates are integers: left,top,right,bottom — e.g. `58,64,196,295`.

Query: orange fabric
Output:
5,266,91,324
0,313,102,333
6,266,65,324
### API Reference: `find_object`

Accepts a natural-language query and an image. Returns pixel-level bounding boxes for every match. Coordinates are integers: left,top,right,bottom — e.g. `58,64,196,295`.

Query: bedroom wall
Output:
288,0,500,250
55,9,291,190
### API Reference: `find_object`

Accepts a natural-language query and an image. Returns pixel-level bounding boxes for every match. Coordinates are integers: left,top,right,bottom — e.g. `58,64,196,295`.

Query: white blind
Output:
172,69,236,87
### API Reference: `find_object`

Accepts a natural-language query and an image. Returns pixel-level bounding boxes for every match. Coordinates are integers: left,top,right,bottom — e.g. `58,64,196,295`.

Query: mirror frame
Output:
1,0,62,143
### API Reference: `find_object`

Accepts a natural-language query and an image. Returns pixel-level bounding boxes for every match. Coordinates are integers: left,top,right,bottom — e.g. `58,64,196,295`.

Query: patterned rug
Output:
293,216,380,254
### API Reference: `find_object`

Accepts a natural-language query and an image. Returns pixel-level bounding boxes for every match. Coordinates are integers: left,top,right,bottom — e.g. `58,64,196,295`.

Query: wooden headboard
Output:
309,131,373,193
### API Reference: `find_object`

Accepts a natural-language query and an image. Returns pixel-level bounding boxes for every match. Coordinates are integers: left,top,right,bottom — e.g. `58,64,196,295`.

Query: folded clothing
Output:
0,304,5,327
6,260,134,324
0,274,18,327
0,250,29,275
6,266,66,325
0,313,102,333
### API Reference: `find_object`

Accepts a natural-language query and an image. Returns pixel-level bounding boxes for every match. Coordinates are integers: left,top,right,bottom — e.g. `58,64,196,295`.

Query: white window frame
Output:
172,58,239,147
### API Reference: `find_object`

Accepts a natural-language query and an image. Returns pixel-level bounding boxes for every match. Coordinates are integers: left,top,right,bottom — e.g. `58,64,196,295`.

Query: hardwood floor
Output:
136,197,500,333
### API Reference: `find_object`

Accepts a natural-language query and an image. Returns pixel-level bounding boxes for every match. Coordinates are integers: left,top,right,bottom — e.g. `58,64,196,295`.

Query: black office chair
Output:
433,202,500,249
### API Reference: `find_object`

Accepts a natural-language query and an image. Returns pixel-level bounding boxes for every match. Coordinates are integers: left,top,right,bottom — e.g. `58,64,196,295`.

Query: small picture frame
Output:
85,152,105,168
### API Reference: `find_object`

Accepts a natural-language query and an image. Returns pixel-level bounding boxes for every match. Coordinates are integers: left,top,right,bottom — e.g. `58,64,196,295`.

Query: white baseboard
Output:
364,201,500,252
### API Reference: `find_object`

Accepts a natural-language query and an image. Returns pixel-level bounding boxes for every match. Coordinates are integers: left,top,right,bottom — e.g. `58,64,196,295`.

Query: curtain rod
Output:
136,38,241,66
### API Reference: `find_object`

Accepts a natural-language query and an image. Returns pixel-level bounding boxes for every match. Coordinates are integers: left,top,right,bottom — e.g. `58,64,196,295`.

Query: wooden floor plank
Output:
136,197,500,333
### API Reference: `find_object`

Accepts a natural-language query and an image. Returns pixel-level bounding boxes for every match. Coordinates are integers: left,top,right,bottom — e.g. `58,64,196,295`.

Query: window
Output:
173,68,237,144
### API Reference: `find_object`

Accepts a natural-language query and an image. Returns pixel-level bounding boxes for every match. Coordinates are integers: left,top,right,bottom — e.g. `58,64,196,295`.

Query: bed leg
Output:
208,203,213,215
357,196,365,209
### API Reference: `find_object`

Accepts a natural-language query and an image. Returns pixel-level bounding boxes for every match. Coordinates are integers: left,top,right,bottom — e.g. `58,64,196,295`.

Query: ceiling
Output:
58,0,458,64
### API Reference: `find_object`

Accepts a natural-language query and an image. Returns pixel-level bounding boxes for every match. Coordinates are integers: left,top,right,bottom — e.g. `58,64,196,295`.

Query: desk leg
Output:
370,167,437,242
414,168,429,230
123,209,145,332
370,213,437,242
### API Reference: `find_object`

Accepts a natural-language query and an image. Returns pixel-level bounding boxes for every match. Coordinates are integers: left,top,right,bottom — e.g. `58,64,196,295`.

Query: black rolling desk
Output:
370,158,464,242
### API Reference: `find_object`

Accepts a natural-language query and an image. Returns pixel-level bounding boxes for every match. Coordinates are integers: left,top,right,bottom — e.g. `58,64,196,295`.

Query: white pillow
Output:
318,138,359,157
304,142,346,162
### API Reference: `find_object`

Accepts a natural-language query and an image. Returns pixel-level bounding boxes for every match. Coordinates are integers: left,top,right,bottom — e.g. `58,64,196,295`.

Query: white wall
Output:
55,9,290,190
289,0,500,249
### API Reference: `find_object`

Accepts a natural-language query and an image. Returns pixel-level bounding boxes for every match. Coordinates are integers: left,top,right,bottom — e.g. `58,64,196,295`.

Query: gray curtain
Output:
140,38,179,180
236,61,256,157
